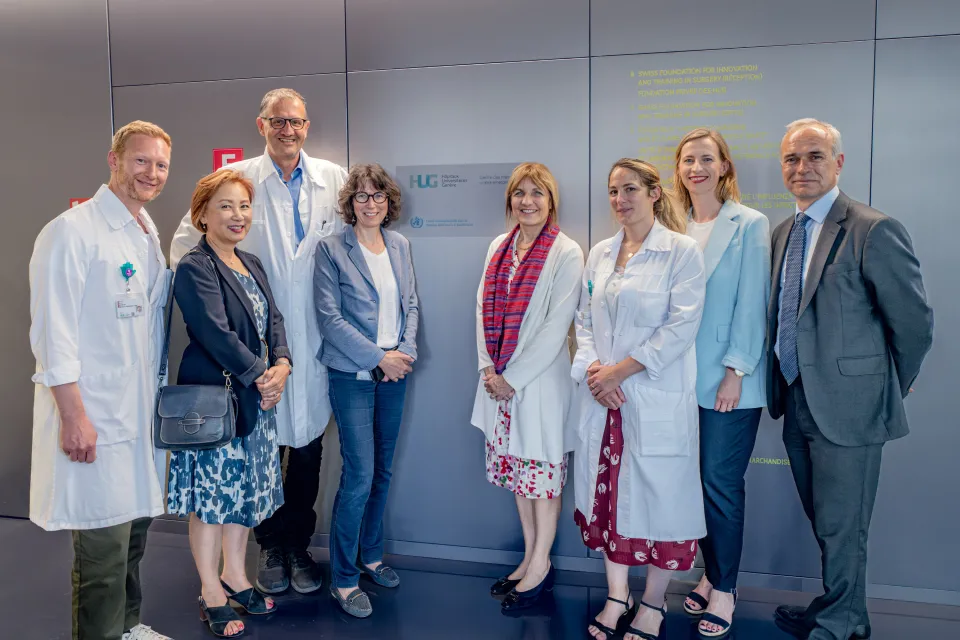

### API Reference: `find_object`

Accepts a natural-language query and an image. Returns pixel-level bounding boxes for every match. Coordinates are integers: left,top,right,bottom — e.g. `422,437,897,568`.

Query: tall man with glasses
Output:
766,119,933,640
171,88,347,596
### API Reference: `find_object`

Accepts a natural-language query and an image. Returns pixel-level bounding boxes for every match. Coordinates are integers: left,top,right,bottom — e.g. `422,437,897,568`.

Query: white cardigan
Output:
470,231,584,464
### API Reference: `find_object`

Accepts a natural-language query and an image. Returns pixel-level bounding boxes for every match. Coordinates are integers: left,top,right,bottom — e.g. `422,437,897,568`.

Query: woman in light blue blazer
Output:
313,163,419,619
674,129,770,638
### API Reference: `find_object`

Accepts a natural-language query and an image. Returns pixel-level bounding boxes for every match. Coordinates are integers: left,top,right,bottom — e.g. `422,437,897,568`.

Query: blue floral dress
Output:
167,269,284,526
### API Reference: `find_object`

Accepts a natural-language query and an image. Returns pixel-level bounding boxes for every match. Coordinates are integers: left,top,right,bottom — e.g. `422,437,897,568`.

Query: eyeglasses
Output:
354,192,387,204
260,116,307,130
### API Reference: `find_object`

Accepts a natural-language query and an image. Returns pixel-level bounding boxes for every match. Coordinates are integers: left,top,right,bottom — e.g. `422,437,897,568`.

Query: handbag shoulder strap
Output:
158,250,225,385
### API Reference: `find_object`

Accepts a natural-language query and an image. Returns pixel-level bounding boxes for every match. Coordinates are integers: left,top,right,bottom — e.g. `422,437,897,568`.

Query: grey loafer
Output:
331,587,373,618
361,563,400,588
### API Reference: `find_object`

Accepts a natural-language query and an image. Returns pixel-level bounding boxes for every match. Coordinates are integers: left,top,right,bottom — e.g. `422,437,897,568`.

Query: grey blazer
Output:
313,225,419,372
766,191,934,446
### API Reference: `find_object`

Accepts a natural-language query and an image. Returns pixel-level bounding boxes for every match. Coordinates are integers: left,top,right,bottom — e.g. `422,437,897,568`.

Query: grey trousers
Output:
72,517,152,640
782,379,881,640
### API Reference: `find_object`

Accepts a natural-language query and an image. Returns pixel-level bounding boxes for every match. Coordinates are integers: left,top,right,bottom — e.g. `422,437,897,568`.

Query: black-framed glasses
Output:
354,191,387,204
260,116,307,130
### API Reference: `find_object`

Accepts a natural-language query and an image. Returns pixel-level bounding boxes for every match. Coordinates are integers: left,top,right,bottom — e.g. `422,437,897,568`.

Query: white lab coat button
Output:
605,331,611,337
286,232,292,237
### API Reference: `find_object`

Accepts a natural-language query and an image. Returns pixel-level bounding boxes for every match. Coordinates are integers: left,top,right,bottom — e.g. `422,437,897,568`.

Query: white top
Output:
604,268,625,327
686,217,717,252
360,243,401,348
471,231,585,463
29,185,169,530
571,221,707,541
169,150,348,448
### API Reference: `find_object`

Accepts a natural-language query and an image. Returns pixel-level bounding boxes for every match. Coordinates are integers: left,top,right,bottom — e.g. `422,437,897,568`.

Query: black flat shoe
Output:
774,605,870,640
501,565,555,612
199,597,245,638
220,580,277,615
588,595,637,639
490,576,521,596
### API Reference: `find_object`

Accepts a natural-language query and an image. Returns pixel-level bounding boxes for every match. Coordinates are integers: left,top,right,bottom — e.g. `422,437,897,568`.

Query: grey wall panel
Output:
591,0,876,57
591,41,874,241
878,0,960,38
0,0,113,517
591,41,875,580
345,0,588,71
108,0,345,86
347,60,589,557
869,36,960,592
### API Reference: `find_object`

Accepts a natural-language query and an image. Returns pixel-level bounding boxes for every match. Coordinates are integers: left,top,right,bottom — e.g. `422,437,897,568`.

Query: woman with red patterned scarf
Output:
470,162,584,612
573,159,706,640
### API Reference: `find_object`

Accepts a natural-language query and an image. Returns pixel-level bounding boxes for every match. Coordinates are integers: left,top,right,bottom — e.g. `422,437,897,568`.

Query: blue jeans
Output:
328,368,407,589
698,406,762,593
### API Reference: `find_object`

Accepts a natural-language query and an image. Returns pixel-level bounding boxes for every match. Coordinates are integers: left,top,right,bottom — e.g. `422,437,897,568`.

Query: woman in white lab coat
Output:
573,158,706,640
471,162,583,612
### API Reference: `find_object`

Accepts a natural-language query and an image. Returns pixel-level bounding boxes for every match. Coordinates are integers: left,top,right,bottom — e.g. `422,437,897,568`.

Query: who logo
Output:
410,217,425,229
409,174,438,189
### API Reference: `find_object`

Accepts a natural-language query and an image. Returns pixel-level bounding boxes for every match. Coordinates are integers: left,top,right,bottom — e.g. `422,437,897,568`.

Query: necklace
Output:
216,249,243,271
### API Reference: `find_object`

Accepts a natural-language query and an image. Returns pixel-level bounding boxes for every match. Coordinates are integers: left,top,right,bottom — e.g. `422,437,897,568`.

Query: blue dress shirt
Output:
774,185,840,358
272,155,305,247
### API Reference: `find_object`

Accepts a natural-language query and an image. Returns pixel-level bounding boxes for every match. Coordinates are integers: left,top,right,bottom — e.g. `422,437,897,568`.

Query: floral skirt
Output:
485,401,567,499
167,407,284,527
574,408,697,570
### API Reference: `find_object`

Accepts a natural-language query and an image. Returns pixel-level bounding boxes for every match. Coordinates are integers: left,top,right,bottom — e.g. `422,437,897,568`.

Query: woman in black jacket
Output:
168,169,291,638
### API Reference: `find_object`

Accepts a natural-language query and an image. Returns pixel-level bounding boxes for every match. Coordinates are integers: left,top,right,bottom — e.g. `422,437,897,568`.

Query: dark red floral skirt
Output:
574,408,697,570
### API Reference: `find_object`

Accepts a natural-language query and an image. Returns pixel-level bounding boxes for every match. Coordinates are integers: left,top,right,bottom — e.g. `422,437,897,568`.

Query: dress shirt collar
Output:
796,185,840,224
271,152,303,184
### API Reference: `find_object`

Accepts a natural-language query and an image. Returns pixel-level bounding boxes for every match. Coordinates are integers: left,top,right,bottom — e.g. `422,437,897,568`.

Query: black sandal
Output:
626,599,666,640
588,596,637,639
199,596,245,638
698,589,737,638
683,589,709,616
220,580,277,615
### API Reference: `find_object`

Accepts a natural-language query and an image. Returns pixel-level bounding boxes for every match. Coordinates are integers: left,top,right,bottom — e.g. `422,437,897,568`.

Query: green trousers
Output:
71,517,152,640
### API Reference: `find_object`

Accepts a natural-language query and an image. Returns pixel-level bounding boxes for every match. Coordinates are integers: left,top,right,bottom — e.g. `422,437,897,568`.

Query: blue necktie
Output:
778,213,809,384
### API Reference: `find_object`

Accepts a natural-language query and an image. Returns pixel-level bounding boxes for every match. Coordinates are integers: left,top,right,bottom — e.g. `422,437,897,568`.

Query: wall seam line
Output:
105,0,115,133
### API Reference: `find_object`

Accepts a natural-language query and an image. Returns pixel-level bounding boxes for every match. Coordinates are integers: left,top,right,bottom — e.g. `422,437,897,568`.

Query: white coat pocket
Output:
625,385,689,457
634,291,670,327
78,364,138,445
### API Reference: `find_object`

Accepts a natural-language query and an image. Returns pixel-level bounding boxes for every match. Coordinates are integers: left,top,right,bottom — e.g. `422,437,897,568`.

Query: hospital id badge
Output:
115,293,145,319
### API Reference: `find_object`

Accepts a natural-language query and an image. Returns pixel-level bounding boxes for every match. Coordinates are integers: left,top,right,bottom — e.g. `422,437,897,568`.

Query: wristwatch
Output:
728,367,745,378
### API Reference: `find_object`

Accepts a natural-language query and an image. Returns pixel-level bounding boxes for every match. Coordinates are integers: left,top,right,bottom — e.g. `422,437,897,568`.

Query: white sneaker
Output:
122,624,172,640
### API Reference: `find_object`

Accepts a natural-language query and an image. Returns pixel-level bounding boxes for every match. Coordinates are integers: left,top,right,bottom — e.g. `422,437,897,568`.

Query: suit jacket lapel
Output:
702,201,739,282
798,192,849,316
200,237,259,332
344,225,377,295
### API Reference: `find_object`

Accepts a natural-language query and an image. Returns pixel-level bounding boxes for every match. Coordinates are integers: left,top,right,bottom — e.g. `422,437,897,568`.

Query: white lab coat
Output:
571,222,707,541
29,185,169,531
170,150,347,448
470,231,584,464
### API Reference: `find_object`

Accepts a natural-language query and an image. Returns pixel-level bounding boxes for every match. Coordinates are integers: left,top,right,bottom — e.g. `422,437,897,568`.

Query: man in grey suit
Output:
767,119,933,640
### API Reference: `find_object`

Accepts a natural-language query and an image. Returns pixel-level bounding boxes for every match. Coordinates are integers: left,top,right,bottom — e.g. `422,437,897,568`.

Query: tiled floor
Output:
2,517,956,639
